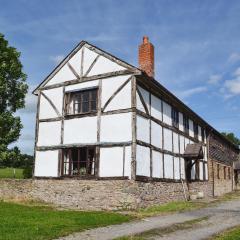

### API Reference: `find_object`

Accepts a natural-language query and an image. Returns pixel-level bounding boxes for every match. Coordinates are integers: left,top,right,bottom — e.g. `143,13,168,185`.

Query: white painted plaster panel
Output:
174,157,180,180
180,158,185,179
65,80,98,92
124,146,132,178
136,145,150,177
184,137,190,149
163,128,172,152
37,121,61,146
101,113,132,142
88,55,125,76
64,117,97,144
39,87,63,119
204,130,207,144
205,163,208,180
34,150,59,177
189,119,194,137
68,48,82,76
137,86,150,112
180,135,185,154
83,47,98,76
137,115,150,143
203,146,208,162
99,147,123,177
162,101,172,126
105,81,131,111
101,75,131,107
39,95,58,119
151,95,162,120
164,154,173,179
179,112,184,131
173,132,179,153
198,126,202,141
152,151,163,178
199,161,204,180
151,121,162,149
136,93,146,113
46,64,76,86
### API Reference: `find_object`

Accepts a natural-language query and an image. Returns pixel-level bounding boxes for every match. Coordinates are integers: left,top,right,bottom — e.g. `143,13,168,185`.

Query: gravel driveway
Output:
56,199,240,240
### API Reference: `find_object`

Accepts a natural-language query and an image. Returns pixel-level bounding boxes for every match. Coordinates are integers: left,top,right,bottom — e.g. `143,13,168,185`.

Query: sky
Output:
1,0,240,154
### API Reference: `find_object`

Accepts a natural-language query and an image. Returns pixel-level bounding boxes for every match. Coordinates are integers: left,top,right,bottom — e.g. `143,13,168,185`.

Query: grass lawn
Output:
0,201,132,240
209,225,240,240
0,168,24,179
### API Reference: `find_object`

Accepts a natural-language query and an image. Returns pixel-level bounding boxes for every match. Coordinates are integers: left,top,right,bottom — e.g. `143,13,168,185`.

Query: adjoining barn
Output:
30,37,239,209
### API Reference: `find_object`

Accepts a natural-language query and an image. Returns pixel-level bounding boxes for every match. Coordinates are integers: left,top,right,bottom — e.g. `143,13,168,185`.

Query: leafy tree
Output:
222,132,240,146
0,33,28,166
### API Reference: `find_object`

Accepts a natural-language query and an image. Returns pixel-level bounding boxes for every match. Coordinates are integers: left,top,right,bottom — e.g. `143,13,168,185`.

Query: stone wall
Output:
0,179,199,210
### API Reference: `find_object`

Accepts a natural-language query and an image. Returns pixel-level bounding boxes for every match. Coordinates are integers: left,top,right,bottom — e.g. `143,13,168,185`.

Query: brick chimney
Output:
138,36,154,78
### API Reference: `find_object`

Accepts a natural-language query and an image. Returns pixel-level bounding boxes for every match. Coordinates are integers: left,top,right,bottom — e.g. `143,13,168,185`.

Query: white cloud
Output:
228,53,240,63
175,86,207,99
49,55,64,64
234,67,240,77
208,74,222,84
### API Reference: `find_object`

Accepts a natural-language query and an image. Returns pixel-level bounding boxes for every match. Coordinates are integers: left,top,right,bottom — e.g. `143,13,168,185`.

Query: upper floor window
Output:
194,123,199,139
65,88,98,115
171,107,179,128
183,114,189,134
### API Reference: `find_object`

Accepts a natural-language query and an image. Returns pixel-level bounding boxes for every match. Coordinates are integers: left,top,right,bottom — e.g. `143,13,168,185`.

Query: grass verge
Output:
115,216,209,240
209,225,240,240
0,168,24,179
0,201,132,240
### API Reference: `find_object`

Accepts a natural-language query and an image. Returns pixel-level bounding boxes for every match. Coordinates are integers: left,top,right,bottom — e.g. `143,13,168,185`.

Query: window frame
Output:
65,88,98,116
171,107,179,129
183,114,189,134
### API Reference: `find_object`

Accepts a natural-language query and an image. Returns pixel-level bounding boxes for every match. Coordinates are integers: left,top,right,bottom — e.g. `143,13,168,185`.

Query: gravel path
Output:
56,199,240,240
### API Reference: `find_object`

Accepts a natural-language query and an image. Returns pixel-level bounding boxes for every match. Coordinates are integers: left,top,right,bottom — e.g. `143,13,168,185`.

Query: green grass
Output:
0,201,132,240
209,225,240,240
115,217,209,240
0,168,24,179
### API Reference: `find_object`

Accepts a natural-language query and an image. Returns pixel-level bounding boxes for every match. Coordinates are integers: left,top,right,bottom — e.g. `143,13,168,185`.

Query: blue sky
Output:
1,0,240,154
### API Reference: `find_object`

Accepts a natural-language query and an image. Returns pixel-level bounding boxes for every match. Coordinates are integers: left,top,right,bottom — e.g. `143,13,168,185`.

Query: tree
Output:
222,132,240,146
0,33,28,165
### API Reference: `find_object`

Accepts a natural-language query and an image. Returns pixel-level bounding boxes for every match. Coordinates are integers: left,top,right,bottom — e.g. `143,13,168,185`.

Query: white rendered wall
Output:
199,162,204,180
101,75,131,110
151,121,162,148
152,150,163,178
174,157,180,180
189,119,194,138
191,161,196,179
82,47,98,76
65,80,98,92
34,150,59,177
137,115,150,143
179,112,184,132
136,145,150,177
124,146,132,178
198,125,202,141
180,158,185,179
136,86,150,113
37,121,61,146
39,87,63,119
173,132,179,153
101,113,132,142
163,128,173,152
179,135,185,154
99,147,124,177
162,101,172,126
164,154,173,179
64,117,97,144
151,94,162,120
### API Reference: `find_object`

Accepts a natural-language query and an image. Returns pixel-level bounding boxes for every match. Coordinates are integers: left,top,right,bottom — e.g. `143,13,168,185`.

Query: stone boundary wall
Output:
0,179,214,210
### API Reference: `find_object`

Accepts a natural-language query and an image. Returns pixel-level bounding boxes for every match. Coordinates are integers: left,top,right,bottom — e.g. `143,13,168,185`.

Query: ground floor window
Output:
62,147,96,176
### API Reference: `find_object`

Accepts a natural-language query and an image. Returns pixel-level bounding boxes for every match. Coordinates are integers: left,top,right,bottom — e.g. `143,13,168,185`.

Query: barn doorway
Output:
62,147,95,177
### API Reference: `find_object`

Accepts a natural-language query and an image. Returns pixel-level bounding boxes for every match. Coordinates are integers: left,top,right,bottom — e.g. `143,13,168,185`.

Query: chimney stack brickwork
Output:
138,36,155,78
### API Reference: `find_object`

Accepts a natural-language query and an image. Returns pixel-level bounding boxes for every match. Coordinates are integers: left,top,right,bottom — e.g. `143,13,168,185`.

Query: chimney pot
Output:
138,36,155,78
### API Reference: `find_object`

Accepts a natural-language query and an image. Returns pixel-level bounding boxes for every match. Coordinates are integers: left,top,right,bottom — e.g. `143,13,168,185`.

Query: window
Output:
183,115,189,134
62,147,95,176
228,167,231,179
224,166,226,180
194,123,198,139
195,160,200,180
171,107,179,128
65,88,98,115
217,164,220,179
